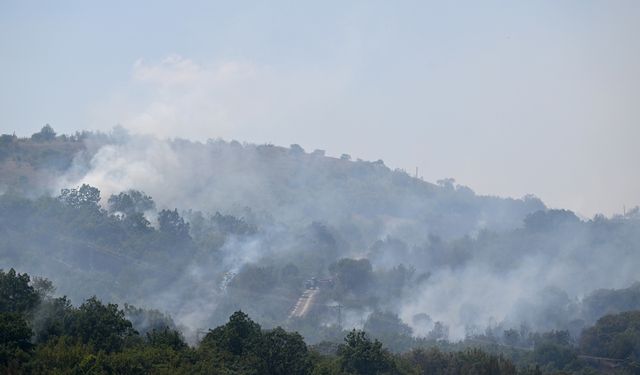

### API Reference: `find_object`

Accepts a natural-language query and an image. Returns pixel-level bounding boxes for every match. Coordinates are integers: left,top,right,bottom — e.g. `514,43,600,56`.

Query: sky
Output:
1,0,639,217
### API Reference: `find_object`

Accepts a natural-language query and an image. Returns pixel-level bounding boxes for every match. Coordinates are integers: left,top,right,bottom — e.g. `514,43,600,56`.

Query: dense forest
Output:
2,126,640,374
4,268,640,374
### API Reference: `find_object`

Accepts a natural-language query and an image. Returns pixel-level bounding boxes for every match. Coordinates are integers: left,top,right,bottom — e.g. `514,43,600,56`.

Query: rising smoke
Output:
5,129,639,343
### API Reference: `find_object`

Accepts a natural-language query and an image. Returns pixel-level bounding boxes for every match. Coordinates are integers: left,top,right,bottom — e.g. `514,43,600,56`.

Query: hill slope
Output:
4,128,640,344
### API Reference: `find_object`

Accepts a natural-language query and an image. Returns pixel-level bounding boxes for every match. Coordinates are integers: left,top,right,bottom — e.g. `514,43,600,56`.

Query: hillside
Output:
0,129,84,194
1,127,545,241
2,127,640,355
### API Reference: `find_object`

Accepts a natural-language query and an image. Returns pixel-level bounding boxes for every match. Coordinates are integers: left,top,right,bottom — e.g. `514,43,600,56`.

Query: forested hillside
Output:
0,126,85,194
5,269,640,374
2,127,640,374
1,127,545,239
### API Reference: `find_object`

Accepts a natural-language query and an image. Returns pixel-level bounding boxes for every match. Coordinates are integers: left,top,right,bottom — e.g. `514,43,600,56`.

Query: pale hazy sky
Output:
1,1,638,217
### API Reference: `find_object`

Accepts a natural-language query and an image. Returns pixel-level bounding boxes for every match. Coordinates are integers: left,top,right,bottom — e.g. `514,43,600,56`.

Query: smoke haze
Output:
1,131,630,342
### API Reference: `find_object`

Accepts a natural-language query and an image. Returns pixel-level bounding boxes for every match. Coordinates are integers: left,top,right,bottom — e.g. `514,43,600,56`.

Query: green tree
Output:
199,311,266,374
202,311,262,356
158,209,190,239
263,327,312,375
31,124,56,142
580,310,640,360
364,311,412,338
0,312,33,366
58,184,101,210
31,296,74,344
123,211,153,233
0,268,40,314
405,347,518,375
108,190,155,216
337,330,395,374
146,328,188,351
124,303,176,336
330,258,373,295
69,297,137,352
532,343,577,372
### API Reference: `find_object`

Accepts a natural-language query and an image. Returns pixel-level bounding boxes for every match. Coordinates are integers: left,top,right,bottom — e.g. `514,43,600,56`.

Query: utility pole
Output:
337,304,342,330
415,167,418,178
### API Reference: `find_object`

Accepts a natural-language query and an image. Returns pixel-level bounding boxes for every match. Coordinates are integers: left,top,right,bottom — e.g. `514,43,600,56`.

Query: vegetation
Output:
580,311,640,361
2,127,640,373
0,268,517,374
1,269,640,373
1,179,638,346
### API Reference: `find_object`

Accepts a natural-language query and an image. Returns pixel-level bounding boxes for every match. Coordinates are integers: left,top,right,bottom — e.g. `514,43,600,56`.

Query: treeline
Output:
2,184,640,347
5,269,640,374
1,126,546,239
0,184,199,298
3,126,640,374
0,125,93,193
1,268,538,374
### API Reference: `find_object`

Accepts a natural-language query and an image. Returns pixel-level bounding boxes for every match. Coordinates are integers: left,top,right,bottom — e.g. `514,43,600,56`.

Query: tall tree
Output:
0,269,40,314
69,297,136,353
158,209,190,239
30,124,56,142
337,330,395,375
0,313,33,366
58,184,101,210
262,327,311,375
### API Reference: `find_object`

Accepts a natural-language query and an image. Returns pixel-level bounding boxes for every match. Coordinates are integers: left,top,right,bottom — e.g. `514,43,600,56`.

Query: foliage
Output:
580,311,640,360
263,327,312,375
0,268,632,375
3,132,640,374
405,347,518,375
158,208,191,239
198,311,314,374
58,183,101,210
0,268,40,314
330,258,373,296
0,312,33,366
31,296,74,344
108,190,155,216
68,297,137,352
523,209,580,232
30,125,57,142
531,341,578,372
201,310,262,356
363,311,415,353
124,303,176,336
581,283,640,323
337,330,396,374
146,328,188,351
